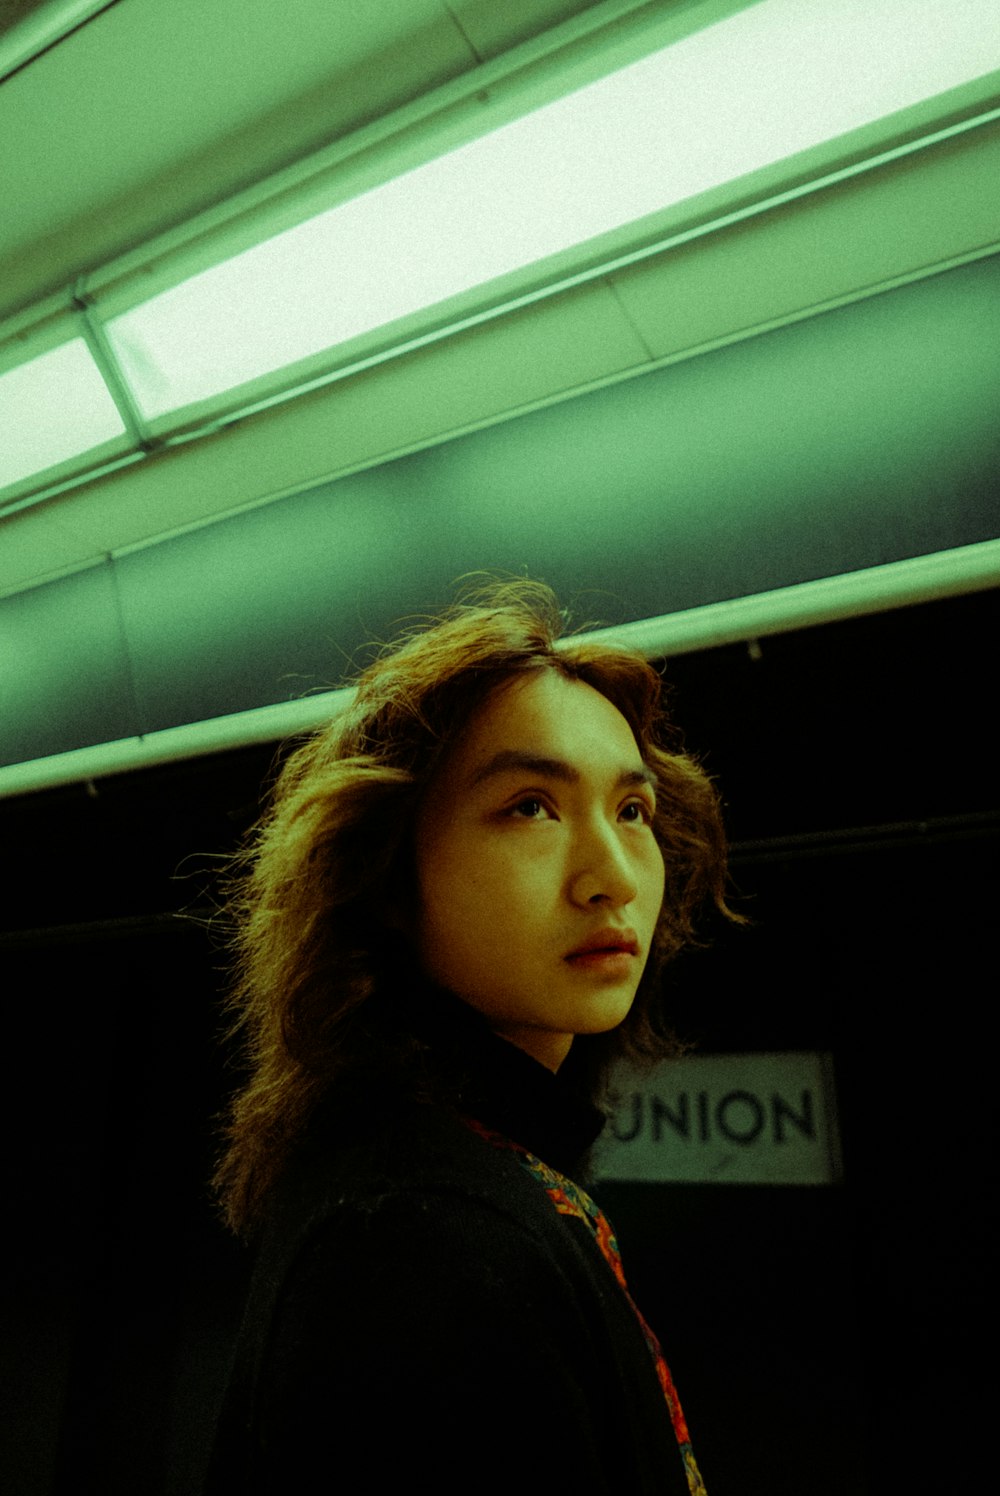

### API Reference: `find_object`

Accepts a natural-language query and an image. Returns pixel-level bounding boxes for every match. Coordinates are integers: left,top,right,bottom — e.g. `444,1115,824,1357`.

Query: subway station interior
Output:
1,3,997,1493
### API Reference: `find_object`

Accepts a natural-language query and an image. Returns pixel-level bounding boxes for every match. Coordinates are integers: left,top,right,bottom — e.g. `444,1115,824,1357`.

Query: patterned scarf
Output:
465,1117,707,1496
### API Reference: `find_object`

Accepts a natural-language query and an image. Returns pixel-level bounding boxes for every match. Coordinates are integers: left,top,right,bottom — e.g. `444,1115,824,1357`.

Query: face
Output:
412,670,666,1071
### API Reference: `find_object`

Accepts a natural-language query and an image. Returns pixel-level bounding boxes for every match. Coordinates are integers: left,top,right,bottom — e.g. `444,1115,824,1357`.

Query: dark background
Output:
2,585,996,1495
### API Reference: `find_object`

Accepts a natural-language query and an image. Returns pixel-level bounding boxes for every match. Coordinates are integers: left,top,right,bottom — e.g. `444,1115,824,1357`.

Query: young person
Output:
204,580,735,1495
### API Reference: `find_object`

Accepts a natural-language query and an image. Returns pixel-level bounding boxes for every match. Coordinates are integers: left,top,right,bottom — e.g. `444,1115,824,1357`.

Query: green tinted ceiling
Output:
2,252,996,775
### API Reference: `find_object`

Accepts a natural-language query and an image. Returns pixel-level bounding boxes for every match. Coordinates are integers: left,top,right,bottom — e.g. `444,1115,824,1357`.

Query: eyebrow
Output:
471,750,657,794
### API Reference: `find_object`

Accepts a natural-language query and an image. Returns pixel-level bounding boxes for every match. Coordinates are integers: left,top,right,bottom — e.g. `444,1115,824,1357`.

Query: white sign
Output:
592,1051,841,1186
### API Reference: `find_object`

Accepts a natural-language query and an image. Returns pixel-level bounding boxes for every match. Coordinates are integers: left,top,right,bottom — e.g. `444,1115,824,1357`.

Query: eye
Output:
620,798,654,826
508,796,553,820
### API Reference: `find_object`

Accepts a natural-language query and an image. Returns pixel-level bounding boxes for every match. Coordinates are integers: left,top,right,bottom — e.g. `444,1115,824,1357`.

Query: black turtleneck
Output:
373,977,607,1177
204,979,692,1496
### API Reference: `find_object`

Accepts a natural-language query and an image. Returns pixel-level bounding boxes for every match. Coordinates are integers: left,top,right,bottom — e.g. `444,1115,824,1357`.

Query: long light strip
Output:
0,338,126,488
3,539,998,799
3,0,998,499
104,0,1000,421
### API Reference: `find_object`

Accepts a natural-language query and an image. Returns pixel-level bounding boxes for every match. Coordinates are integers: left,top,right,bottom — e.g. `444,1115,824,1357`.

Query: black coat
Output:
204,992,694,1494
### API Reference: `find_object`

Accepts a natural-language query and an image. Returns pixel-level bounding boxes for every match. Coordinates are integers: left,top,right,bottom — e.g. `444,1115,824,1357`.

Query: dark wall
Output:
2,587,996,1495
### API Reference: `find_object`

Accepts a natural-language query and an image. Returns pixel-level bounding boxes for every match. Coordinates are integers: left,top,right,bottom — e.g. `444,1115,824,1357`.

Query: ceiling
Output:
1,0,998,789
0,0,634,321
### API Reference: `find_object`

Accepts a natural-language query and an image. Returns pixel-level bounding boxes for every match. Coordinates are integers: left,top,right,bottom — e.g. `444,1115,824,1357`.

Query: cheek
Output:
644,842,667,914
415,852,518,999
416,829,495,943
419,830,548,951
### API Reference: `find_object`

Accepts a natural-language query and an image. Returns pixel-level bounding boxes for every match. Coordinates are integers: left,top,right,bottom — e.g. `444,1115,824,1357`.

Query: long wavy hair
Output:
213,580,737,1233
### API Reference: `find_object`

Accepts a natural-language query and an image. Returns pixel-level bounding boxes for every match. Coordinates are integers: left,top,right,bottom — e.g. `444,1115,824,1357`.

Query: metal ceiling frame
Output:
3,538,997,800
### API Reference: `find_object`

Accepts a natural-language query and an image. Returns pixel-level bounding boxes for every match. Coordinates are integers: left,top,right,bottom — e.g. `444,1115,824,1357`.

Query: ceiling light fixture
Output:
2,0,999,507
101,0,1000,421
0,337,127,490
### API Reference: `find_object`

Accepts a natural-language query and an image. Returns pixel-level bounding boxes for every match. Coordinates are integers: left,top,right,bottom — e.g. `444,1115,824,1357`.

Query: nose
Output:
568,818,638,909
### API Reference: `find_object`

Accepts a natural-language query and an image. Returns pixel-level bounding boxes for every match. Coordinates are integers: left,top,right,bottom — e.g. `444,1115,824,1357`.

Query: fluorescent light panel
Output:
0,338,126,488
106,0,1000,420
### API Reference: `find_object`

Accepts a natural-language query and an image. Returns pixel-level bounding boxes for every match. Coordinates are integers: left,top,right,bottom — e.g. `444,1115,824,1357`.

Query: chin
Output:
574,1004,635,1037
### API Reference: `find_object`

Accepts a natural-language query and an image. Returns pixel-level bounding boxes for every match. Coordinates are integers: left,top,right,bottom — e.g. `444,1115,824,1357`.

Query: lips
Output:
565,928,639,961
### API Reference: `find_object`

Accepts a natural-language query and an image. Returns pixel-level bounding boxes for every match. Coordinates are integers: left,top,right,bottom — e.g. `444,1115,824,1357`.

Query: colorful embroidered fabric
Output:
465,1116,707,1496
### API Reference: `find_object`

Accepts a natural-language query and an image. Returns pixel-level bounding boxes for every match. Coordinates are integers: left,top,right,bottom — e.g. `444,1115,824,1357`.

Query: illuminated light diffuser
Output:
105,0,1000,419
0,338,127,488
